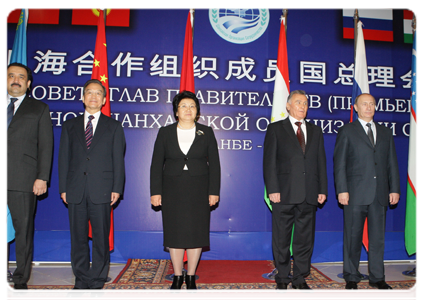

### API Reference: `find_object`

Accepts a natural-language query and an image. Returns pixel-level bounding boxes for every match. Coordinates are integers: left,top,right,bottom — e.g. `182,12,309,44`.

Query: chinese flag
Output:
88,10,113,251
179,10,195,263
8,9,59,24
179,10,195,93
72,9,130,27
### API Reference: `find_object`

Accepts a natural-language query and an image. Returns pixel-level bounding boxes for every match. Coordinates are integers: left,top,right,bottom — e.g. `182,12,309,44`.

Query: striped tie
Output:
85,115,94,149
7,98,18,128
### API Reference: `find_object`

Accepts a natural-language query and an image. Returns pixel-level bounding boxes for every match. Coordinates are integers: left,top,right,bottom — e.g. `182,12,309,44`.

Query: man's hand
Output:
338,192,349,205
33,179,47,196
317,194,326,204
111,192,120,206
269,193,281,203
151,195,162,206
209,195,219,206
389,193,400,205
61,192,67,204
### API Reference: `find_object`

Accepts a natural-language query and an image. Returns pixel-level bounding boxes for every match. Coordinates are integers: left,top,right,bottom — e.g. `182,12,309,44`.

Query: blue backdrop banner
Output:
7,9,415,263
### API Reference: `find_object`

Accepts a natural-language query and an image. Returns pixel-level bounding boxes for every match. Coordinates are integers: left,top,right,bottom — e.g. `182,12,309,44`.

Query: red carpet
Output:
24,259,415,289
5,290,420,300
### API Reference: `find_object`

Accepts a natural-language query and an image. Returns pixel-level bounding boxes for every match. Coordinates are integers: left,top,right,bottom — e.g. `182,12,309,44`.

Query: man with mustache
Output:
7,62,53,289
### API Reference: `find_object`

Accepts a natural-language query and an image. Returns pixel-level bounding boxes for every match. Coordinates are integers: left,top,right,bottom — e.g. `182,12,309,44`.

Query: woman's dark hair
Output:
172,90,200,120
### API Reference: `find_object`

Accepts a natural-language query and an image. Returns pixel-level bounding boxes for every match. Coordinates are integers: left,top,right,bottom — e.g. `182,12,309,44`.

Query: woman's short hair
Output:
172,90,200,120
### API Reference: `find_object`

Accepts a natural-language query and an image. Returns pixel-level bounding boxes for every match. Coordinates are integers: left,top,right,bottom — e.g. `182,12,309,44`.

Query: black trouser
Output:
8,190,37,285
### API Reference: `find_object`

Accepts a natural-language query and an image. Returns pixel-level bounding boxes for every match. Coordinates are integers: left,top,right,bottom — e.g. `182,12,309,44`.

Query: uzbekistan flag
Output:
343,9,393,42
405,33,416,256
403,10,414,44
88,10,114,250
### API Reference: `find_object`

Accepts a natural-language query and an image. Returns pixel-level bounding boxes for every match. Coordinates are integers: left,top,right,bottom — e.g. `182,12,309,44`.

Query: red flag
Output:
179,10,195,263
179,10,195,93
8,9,59,24
72,9,130,27
88,10,114,251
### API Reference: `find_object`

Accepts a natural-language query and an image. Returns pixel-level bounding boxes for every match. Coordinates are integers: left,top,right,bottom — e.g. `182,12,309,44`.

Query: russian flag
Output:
343,9,393,42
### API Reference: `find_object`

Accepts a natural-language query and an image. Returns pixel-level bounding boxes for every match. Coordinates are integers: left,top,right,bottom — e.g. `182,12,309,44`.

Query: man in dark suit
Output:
263,90,327,289
334,93,400,290
59,79,125,289
7,62,53,289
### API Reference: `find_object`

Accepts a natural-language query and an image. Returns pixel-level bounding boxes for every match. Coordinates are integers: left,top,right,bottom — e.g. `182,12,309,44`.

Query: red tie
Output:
295,121,305,154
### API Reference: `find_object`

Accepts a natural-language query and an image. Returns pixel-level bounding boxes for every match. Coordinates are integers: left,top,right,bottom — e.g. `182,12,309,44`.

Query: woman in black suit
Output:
150,91,221,289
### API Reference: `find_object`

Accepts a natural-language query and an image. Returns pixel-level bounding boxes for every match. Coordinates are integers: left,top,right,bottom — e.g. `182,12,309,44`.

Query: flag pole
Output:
283,9,288,33
402,10,420,278
191,9,195,40
353,9,359,58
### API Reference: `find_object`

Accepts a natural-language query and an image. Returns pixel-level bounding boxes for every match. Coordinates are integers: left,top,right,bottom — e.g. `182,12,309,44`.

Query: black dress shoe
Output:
292,282,311,289
90,288,104,298
276,282,288,289
170,275,184,289
345,281,358,289
66,287,90,298
369,281,392,289
13,283,28,296
185,275,197,289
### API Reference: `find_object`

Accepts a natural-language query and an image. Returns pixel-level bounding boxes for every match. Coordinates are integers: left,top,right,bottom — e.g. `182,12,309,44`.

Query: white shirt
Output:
358,118,377,144
288,115,307,144
177,125,196,170
84,110,101,135
7,94,26,114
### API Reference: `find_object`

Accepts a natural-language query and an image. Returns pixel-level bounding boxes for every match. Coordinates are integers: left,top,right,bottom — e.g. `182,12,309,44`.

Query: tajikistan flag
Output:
405,33,416,256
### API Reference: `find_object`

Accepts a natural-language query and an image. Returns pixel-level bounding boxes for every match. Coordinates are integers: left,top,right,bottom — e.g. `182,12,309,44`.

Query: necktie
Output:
295,121,306,154
366,123,375,147
7,98,18,128
85,115,94,149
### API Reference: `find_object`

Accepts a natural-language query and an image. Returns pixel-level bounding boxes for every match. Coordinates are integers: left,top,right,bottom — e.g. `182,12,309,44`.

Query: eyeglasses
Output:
85,90,104,97
178,105,197,110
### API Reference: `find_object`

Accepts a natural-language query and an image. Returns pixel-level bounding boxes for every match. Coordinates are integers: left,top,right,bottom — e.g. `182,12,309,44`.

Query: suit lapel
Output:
73,115,87,150
282,118,304,154
9,96,29,127
304,122,314,154
88,113,107,152
170,123,185,156
352,119,374,148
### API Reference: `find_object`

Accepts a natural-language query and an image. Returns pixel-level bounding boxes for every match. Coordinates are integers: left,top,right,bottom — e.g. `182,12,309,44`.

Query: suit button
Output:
84,172,87,175
375,163,377,165
184,157,188,161
87,157,90,160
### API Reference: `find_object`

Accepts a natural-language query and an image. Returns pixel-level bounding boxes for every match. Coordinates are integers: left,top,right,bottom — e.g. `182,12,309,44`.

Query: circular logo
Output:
209,9,269,44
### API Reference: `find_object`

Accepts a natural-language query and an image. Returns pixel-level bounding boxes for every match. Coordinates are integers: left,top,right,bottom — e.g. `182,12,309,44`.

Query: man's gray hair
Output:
287,90,307,103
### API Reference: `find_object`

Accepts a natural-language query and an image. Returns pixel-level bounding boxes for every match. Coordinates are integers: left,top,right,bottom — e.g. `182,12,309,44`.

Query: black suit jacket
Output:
333,119,400,206
8,96,53,192
150,122,220,196
58,113,126,204
263,118,328,205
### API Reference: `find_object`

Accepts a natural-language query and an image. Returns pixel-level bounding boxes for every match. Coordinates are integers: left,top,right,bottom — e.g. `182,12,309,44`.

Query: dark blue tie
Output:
7,98,18,128
85,115,94,149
